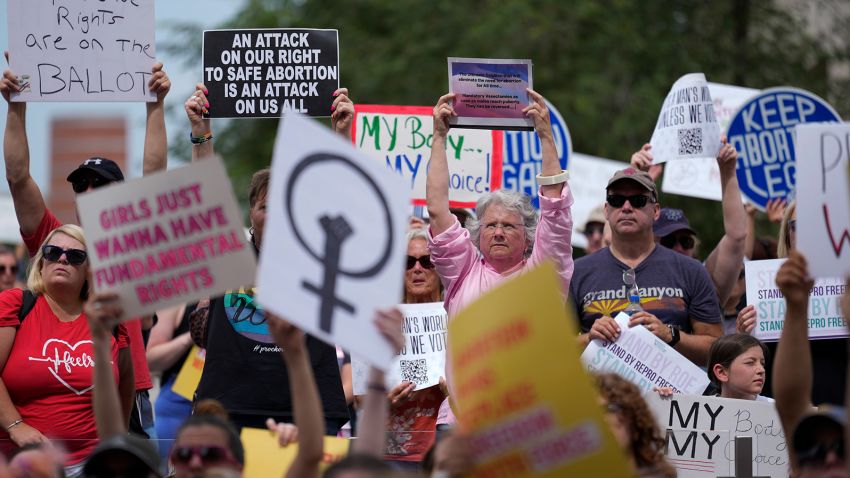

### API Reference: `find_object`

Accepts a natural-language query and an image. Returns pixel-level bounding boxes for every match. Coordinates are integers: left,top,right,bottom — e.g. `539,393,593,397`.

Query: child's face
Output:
718,345,766,400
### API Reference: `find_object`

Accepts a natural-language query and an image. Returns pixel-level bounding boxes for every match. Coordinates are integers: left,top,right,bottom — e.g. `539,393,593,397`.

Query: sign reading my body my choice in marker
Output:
7,0,156,102
727,87,841,210
203,29,339,118
448,58,533,131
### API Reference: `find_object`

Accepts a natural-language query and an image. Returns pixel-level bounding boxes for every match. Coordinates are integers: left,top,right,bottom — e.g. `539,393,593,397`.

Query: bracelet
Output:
536,170,569,185
367,383,387,393
189,131,214,145
6,420,22,430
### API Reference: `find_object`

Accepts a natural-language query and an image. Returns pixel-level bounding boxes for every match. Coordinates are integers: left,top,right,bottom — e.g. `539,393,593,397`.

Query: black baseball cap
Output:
82,434,162,477
653,208,696,238
66,157,125,184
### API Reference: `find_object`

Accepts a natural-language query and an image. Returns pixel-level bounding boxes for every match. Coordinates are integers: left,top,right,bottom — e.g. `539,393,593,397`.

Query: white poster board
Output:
662,83,760,201
257,113,409,370
7,0,156,102
795,123,850,278
351,302,447,394
0,196,22,244
745,259,847,341
581,313,709,395
646,394,789,478
76,158,257,318
649,73,721,165
568,153,624,249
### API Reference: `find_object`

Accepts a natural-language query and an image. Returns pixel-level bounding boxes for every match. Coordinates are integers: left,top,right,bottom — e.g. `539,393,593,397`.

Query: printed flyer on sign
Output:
8,0,156,102
203,28,339,118
351,302,447,394
745,259,847,341
581,313,710,395
649,73,722,164
448,57,533,130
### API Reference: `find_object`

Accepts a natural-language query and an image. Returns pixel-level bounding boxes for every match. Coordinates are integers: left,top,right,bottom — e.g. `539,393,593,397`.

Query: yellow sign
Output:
172,346,205,401
449,262,630,477
240,427,350,478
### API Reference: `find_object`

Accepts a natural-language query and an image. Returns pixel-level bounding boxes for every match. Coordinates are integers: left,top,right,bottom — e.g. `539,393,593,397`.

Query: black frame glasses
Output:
660,234,696,250
71,175,111,193
606,194,654,209
406,255,434,270
42,245,88,265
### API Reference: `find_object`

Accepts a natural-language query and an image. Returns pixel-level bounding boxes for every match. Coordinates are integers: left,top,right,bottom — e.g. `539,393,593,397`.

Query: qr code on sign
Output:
400,359,428,385
678,127,703,155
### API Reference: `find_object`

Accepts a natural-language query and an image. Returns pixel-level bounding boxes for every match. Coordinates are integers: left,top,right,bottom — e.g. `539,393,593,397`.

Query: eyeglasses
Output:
407,255,434,270
606,194,654,209
483,222,523,234
0,265,17,275
170,445,236,467
797,439,844,468
71,175,111,193
789,219,797,233
42,245,88,265
584,223,604,237
660,234,696,250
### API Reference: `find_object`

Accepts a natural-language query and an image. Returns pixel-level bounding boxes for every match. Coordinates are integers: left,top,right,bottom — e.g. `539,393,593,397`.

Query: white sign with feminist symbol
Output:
650,73,722,164
257,113,410,370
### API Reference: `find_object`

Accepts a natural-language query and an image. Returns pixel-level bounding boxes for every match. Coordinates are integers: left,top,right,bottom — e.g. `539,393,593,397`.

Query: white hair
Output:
466,189,538,258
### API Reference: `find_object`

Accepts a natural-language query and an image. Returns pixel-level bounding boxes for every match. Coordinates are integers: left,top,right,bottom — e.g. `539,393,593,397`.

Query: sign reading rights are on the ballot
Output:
745,259,847,341
8,0,156,102
77,158,257,319
203,29,339,118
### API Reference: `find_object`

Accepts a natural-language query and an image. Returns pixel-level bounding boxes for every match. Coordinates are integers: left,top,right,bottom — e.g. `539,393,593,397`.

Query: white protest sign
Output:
795,123,850,277
257,113,410,370
650,73,721,165
8,0,156,102
646,394,789,478
662,83,760,201
353,105,502,208
567,153,624,249
77,158,257,318
581,313,709,395
745,259,847,341
351,302,447,395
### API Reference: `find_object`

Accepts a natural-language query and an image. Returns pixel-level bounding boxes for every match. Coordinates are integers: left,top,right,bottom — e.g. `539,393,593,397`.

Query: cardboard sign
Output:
448,57,533,130
172,346,206,401
351,302,447,395
8,0,156,102
795,123,850,278
241,428,349,478
449,262,631,477
581,313,710,395
352,105,502,208
77,158,257,318
745,259,847,341
727,88,842,210
203,29,339,118
258,113,409,370
662,83,760,201
646,394,789,478
564,153,624,250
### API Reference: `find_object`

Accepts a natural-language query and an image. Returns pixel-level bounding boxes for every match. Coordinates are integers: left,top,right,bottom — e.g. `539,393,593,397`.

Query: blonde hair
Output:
27,224,89,301
776,200,797,258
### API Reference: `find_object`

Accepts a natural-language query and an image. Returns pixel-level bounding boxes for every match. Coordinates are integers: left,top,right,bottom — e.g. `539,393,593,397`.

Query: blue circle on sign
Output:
502,100,572,209
727,87,841,210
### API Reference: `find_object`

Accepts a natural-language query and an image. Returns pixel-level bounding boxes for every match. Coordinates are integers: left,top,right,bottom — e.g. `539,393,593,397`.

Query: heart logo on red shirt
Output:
28,339,96,396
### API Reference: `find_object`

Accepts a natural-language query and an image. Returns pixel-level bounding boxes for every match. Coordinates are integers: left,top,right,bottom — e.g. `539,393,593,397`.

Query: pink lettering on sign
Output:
135,266,215,305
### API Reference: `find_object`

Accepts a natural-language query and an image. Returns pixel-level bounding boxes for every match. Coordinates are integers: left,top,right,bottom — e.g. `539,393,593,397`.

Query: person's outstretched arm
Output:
142,62,171,175
525,89,563,199
85,292,127,439
426,94,456,237
331,87,354,139
185,83,215,162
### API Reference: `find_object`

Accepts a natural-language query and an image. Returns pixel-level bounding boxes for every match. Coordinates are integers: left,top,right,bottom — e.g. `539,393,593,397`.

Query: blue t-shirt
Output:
570,246,721,333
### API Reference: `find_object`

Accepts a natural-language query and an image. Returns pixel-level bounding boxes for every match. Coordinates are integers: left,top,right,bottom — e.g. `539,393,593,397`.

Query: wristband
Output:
6,420,22,430
667,325,681,347
189,131,214,145
536,170,569,185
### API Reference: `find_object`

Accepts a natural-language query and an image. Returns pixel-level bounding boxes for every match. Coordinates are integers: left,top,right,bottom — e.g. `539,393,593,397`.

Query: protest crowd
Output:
0,10,847,478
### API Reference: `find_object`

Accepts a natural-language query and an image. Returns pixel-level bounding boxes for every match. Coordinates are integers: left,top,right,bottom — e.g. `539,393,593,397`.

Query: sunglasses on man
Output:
407,255,434,270
606,194,655,209
42,245,88,265
71,175,112,193
0,265,17,275
170,445,237,467
660,234,696,250
584,223,604,237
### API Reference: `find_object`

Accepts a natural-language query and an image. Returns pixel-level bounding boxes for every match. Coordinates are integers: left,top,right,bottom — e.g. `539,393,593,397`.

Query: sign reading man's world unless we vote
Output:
8,0,156,102
649,73,722,164
203,29,339,118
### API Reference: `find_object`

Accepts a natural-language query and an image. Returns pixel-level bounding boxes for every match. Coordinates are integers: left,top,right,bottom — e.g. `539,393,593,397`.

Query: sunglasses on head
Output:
170,445,236,466
71,175,111,193
797,439,844,468
0,265,17,275
407,255,434,270
606,194,654,209
660,234,695,250
42,245,87,265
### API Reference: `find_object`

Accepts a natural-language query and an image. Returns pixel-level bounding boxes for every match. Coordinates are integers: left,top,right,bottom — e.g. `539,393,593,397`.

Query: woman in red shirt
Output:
0,225,130,476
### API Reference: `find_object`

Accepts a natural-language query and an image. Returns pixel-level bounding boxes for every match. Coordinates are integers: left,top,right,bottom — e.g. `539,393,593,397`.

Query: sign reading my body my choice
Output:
727,88,841,209
203,29,339,118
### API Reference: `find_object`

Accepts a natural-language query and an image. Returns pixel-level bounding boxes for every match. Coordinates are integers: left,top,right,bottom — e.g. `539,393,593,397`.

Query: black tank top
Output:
161,303,195,386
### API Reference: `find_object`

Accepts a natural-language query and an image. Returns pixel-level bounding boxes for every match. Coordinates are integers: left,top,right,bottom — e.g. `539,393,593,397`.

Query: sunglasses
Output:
789,219,797,233
407,255,434,270
584,224,604,237
170,445,236,466
42,245,88,265
606,194,654,209
0,265,17,275
660,234,696,250
71,175,111,193
797,439,844,468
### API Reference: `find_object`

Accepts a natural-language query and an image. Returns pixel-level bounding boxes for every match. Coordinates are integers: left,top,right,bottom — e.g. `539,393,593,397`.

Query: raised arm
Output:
772,251,815,471
331,87,354,139
704,138,747,304
743,203,757,259
85,292,127,439
185,83,215,162
142,62,171,175
426,93,456,237
630,143,664,182
525,89,563,199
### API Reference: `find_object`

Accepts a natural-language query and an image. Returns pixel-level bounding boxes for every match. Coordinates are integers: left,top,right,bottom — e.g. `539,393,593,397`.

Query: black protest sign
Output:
202,29,339,118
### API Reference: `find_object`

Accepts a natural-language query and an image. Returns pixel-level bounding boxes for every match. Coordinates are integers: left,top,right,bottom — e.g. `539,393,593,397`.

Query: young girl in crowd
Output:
707,333,772,402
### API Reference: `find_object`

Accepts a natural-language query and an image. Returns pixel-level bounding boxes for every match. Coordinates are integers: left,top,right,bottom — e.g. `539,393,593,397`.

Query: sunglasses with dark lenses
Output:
584,224,604,237
797,439,844,468
42,245,88,265
606,194,653,209
406,255,434,270
71,175,110,193
789,219,797,233
170,445,235,466
0,265,17,275
660,234,696,250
